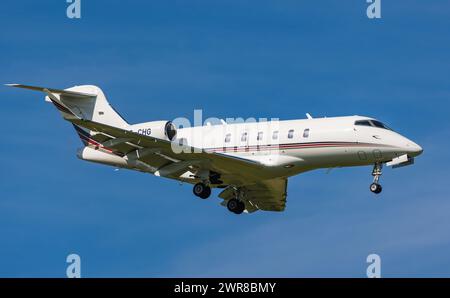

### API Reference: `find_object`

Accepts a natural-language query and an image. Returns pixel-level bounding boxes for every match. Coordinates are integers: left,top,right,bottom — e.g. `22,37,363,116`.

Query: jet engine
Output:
128,120,177,141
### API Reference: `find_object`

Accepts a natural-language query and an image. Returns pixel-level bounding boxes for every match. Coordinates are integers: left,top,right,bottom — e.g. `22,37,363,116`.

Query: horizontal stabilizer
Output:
5,84,97,98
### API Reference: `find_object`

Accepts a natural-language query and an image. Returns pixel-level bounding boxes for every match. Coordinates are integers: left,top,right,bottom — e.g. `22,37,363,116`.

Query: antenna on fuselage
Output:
306,113,313,119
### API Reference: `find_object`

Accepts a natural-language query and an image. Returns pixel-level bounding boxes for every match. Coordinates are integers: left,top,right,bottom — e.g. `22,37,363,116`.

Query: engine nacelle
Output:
77,146,129,168
77,147,158,173
128,120,177,141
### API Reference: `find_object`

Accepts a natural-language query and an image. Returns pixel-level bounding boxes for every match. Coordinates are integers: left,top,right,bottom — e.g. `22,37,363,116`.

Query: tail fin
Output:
6,84,129,145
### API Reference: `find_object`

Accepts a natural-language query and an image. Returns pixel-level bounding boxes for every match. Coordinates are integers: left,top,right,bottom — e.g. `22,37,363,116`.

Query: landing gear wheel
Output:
193,183,211,199
227,199,245,214
370,183,382,194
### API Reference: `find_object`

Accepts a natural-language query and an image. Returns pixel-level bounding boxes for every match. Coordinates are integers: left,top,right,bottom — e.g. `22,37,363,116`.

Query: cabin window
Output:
288,129,294,139
241,132,247,142
272,131,279,140
303,128,310,138
225,133,231,143
257,132,263,141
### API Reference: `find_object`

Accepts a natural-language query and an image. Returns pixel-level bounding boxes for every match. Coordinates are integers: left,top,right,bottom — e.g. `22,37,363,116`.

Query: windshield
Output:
370,120,392,130
354,119,392,131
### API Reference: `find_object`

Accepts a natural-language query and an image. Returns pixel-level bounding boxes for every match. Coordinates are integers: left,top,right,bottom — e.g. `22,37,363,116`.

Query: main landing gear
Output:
226,188,246,214
193,182,245,214
370,162,383,194
193,182,211,199
227,198,246,214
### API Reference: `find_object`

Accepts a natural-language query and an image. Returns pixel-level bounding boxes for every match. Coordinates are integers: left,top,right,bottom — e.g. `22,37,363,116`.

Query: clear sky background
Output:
1,0,449,277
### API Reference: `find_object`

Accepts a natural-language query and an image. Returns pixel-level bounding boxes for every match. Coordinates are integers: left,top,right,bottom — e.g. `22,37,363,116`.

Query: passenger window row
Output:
224,129,310,143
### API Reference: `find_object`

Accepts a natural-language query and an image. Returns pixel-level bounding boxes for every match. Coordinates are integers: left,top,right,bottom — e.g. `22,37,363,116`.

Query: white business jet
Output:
7,84,423,214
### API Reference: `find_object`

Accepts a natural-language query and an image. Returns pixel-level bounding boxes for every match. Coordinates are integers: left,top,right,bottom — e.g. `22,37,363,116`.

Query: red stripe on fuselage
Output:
204,142,383,153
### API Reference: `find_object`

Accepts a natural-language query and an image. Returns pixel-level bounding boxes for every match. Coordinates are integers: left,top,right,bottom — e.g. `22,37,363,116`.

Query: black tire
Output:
227,199,238,213
370,183,382,194
193,183,211,199
236,201,245,214
227,199,245,214
375,184,382,194
199,186,211,199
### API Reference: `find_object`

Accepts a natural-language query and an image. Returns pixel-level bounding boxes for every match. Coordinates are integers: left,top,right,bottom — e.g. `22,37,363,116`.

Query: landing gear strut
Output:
227,198,245,214
193,182,211,199
370,162,383,194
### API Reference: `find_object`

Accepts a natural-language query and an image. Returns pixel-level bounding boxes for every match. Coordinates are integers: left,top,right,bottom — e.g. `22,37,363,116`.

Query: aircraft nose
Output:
405,141,423,157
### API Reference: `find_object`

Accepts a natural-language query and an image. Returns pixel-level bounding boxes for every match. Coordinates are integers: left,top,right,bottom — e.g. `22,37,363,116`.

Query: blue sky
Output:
1,0,450,277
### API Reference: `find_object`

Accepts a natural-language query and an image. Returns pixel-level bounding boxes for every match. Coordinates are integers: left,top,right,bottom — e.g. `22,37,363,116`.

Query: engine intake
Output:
129,120,177,141
165,121,177,141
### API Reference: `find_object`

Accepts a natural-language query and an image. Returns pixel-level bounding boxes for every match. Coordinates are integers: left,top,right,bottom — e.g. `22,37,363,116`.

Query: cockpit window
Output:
354,119,392,130
371,120,391,130
354,120,372,127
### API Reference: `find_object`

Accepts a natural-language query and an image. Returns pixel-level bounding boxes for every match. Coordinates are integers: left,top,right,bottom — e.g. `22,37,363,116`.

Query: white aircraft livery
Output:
8,84,423,214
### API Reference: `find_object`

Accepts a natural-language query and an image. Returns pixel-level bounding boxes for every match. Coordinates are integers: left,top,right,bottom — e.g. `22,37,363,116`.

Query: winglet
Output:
306,113,313,119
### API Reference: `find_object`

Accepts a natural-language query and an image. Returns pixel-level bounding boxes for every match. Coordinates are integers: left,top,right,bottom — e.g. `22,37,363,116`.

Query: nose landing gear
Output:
370,162,383,194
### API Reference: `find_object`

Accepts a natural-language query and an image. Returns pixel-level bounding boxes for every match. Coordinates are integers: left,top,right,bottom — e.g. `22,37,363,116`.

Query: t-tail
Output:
5,84,128,146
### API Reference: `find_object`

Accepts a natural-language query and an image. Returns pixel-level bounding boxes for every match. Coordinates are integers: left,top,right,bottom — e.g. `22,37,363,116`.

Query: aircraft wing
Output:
69,118,290,213
69,118,273,185
218,178,288,213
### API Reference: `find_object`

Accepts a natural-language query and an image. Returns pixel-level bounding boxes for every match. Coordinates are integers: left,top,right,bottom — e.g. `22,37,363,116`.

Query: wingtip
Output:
5,83,19,87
